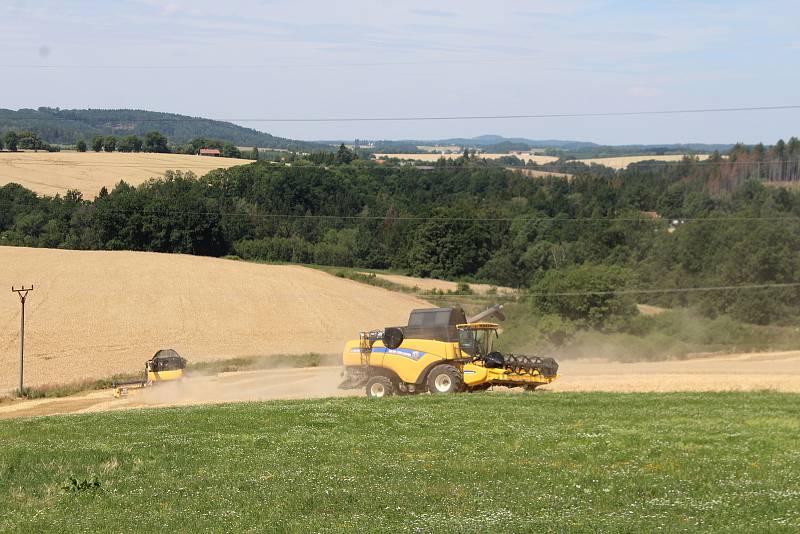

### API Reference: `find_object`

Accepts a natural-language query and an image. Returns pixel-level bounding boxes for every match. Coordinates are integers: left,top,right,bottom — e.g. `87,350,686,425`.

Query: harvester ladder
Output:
359,331,372,369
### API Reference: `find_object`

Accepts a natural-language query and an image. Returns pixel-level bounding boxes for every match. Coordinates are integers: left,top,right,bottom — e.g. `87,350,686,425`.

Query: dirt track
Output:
359,272,515,295
2,351,798,419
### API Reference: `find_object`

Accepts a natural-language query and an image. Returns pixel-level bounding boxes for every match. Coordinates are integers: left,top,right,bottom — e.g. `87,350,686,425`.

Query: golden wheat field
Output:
576,154,710,169
508,168,573,179
374,153,559,164
374,152,710,170
0,151,251,198
0,246,429,392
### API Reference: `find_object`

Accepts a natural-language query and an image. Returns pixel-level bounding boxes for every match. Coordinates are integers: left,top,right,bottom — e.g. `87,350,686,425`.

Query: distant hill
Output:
0,108,325,151
337,135,733,155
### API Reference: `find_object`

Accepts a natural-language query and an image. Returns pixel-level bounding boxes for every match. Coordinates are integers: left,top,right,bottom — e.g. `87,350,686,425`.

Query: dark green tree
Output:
335,144,355,164
143,131,169,153
221,143,241,158
103,136,117,152
251,147,259,160
76,139,87,152
91,135,104,152
530,263,637,330
4,131,18,152
118,135,143,153
16,132,45,151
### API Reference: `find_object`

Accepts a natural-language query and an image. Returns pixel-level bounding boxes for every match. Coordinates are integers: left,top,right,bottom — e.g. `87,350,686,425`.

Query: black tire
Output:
426,365,464,394
365,376,394,398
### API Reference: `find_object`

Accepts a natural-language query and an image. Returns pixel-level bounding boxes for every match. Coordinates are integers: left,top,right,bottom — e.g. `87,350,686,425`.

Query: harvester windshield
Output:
457,324,497,357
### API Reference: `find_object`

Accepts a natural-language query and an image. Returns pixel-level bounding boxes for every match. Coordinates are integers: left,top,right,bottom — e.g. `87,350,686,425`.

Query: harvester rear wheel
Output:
366,376,394,398
426,365,463,394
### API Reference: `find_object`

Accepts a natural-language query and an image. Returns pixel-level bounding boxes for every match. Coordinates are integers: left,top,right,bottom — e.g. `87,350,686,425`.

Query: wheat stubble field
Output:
576,153,711,169
0,246,429,392
0,151,251,197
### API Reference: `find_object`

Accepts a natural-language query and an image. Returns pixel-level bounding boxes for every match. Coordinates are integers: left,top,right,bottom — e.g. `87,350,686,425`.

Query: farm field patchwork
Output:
0,151,251,198
0,393,798,532
373,152,559,164
372,153,710,169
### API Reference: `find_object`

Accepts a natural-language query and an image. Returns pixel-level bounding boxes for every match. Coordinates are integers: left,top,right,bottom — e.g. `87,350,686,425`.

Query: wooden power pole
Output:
11,285,34,393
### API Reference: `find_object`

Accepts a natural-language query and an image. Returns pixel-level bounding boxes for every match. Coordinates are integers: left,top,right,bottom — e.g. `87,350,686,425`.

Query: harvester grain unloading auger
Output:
339,304,559,397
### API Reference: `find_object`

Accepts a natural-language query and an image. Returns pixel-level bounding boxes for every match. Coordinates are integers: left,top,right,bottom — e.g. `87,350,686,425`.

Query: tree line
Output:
0,107,324,150
2,143,799,330
0,130,60,152
0,128,259,160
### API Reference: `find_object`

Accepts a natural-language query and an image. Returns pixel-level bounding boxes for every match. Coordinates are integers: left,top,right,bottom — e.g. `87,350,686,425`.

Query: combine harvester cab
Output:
145,349,188,383
340,305,558,397
113,349,188,398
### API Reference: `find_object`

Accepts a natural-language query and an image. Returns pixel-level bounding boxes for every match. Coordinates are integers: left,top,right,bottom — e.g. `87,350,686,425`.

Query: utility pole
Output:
11,285,33,393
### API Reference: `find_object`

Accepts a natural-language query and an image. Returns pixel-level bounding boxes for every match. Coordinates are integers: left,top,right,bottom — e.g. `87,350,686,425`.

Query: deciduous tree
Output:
103,136,117,152
4,131,19,151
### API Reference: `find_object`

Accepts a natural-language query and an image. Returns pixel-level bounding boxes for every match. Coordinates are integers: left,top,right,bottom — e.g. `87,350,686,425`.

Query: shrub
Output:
530,263,637,330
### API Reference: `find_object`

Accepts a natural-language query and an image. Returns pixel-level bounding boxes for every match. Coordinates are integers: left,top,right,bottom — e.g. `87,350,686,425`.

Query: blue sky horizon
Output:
3,0,799,145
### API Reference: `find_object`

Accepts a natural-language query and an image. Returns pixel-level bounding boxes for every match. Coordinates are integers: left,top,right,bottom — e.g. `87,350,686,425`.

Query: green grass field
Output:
1,393,799,532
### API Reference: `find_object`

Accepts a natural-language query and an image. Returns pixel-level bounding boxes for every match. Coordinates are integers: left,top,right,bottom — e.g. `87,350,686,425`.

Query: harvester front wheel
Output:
365,376,394,398
426,365,463,394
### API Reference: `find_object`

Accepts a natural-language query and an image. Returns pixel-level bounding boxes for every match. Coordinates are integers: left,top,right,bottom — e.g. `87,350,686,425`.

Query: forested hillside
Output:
0,108,323,150
2,140,799,330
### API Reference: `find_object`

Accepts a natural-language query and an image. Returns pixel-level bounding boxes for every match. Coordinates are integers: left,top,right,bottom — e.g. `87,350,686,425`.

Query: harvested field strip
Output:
356,272,516,295
0,393,798,531
507,167,573,179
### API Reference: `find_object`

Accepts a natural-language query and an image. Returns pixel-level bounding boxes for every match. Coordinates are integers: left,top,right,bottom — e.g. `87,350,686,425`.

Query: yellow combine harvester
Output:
112,349,187,398
339,305,558,397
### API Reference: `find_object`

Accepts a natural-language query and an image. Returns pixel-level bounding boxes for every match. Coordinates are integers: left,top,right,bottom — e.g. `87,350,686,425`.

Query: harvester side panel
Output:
343,338,457,384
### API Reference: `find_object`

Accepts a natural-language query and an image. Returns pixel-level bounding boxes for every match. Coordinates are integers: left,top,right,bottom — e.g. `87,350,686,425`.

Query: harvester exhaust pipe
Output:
467,304,505,324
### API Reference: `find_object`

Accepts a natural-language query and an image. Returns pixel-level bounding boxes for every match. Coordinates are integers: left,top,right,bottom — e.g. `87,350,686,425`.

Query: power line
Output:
413,282,800,298
0,58,626,74
1,104,798,123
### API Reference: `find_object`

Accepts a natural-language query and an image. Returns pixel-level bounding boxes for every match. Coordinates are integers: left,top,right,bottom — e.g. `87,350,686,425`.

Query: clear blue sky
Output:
3,0,799,144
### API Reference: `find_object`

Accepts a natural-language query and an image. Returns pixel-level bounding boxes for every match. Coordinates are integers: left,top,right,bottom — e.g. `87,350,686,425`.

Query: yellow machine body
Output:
342,321,558,394
146,368,184,383
112,349,187,398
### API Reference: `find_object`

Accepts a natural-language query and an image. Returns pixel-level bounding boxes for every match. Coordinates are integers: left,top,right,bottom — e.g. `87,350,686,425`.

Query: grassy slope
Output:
1,393,798,532
307,265,800,360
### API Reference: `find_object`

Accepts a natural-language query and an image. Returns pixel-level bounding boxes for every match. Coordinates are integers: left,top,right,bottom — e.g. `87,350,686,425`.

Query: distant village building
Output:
198,148,221,157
